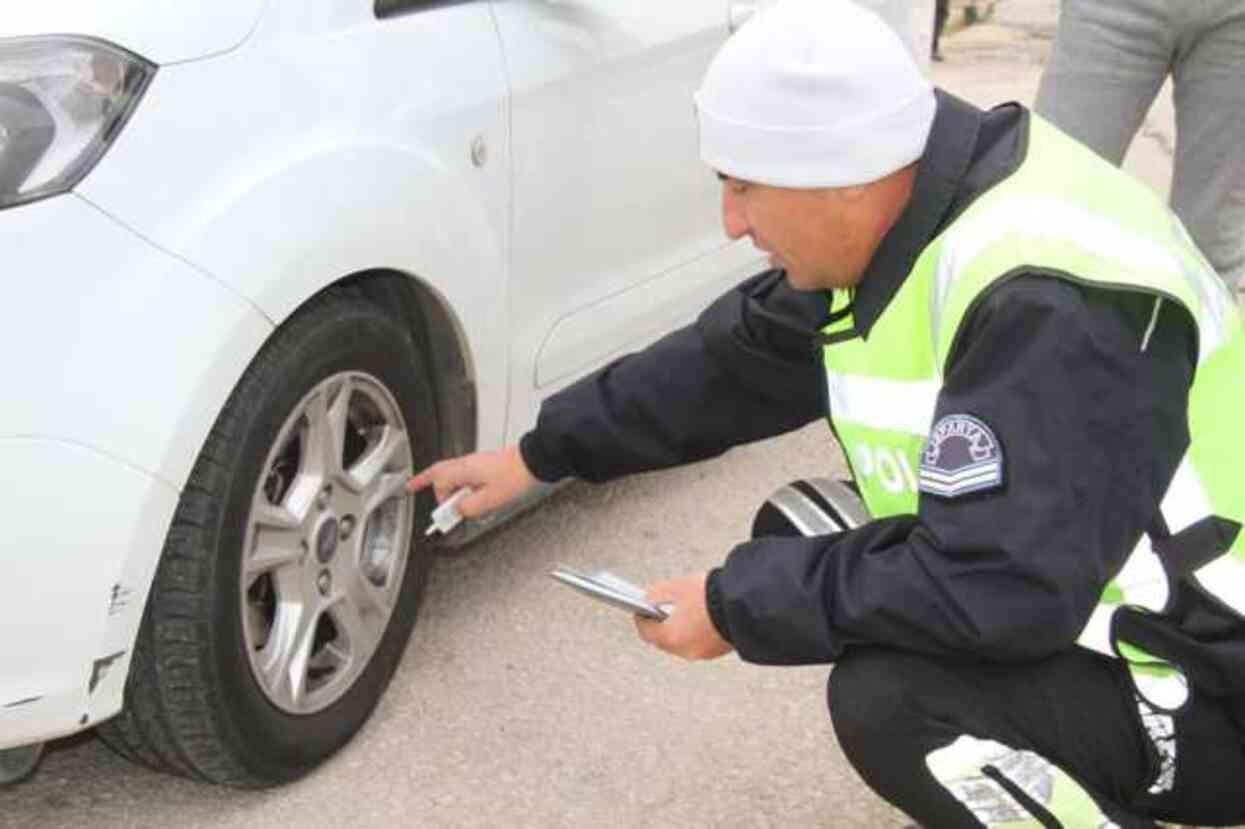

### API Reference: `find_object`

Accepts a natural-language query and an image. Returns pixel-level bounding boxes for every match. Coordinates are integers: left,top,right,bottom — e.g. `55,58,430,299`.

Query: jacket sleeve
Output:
519,270,829,483
708,275,1197,665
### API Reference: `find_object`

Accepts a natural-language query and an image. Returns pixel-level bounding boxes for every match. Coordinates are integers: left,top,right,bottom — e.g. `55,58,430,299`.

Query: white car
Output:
0,0,930,786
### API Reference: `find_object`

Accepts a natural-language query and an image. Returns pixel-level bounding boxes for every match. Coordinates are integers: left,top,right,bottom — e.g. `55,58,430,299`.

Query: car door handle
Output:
729,2,758,33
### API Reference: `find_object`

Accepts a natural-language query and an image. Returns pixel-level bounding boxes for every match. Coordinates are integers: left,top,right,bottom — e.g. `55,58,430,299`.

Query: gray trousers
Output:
1036,0,1245,290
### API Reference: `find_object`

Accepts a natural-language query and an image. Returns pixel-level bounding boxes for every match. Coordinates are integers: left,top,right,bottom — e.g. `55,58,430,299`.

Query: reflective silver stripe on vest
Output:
934,195,1228,358
825,373,940,435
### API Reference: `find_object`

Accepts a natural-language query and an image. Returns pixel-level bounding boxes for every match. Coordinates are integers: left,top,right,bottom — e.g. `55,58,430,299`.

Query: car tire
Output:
98,287,439,786
0,744,45,785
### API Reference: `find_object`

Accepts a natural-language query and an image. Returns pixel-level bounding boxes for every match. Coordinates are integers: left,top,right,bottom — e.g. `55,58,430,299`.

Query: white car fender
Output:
77,19,513,473
85,138,512,472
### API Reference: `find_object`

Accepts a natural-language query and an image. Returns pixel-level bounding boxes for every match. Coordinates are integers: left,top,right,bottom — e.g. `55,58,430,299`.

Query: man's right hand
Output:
406,445,539,520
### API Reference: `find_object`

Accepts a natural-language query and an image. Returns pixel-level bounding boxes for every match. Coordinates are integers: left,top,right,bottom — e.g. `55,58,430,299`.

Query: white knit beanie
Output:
695,0,936,188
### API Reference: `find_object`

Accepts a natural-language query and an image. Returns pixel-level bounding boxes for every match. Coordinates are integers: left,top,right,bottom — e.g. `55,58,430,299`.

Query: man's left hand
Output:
635,573,733,661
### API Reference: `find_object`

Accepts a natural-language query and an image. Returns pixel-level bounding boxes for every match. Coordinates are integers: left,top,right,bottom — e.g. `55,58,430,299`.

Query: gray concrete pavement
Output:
2,3,1214,827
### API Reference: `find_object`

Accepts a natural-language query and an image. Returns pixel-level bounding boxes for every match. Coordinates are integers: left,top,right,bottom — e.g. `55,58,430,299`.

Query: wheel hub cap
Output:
239,372,416,715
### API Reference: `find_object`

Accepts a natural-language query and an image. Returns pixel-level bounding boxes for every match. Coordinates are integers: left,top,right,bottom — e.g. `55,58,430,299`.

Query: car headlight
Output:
0,36,154,211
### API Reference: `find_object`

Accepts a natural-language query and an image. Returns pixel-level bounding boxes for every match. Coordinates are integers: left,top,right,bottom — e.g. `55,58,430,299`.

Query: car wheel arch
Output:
344,268,478,464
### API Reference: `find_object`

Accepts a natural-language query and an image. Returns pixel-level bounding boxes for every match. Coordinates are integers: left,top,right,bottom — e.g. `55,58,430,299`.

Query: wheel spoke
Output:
244,532,304,580
244,497,307,575
331,585,388,665
254,449,319,528
245,503,307,580
364,471,411,517
258,595,323,710
306,379,351,487
252,500,301,530
323,640,350,666
350,428,410,492
283,473,322,526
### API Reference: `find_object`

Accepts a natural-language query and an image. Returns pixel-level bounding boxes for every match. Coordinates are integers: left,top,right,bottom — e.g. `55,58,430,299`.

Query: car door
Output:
491,0,766,439
858,0,934,65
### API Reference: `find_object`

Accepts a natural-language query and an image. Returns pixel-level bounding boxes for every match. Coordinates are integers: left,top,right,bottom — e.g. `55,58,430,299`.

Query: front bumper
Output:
0,438,178,750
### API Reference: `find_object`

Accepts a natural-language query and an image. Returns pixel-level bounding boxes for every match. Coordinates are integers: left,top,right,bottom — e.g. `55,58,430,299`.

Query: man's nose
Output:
721,186,749,240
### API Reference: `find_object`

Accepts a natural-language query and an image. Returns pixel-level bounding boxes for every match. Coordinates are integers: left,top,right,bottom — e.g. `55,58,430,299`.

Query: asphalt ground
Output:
4,2,1235,826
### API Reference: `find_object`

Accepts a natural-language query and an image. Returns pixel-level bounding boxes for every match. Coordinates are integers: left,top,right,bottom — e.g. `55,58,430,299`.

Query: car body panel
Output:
0,436,177,750
0,194,273,488
491,0,758,421
1,0,266,64
736,0,933,68
531,246,765,392
864,0,935,66
76,0,513,455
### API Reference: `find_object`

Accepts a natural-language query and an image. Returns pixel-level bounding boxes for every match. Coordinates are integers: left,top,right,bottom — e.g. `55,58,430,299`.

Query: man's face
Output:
719,175,878,292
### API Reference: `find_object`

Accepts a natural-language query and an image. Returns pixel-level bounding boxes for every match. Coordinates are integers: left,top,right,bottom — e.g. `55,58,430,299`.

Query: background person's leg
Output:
932,0,950,61
1035,0,1172,166
1168,0,1245,290
827,648,1164,827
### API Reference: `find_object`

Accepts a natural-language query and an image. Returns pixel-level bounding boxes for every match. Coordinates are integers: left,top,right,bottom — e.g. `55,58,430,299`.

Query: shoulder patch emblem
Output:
919,414,1004,498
